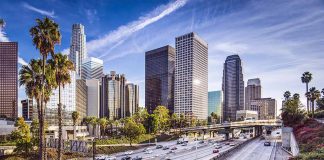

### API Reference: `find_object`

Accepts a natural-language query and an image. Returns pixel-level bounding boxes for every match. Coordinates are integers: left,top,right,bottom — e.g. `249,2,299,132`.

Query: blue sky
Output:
1,0,324,113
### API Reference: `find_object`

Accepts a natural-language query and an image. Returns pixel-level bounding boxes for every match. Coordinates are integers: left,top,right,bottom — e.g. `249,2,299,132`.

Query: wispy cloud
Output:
18,56,28,66
86,0,188,58
0,26,9,42
23,3,56,18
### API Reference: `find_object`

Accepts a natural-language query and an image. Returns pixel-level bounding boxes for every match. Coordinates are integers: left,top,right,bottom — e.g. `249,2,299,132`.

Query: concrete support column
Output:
231,129,234,139
225,127,230,140
253,127,256,137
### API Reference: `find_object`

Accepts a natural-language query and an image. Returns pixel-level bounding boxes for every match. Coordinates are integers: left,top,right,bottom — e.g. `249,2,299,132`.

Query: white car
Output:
124,151,133,155
145,150,153,154
143,147,151,152
106,156,117,160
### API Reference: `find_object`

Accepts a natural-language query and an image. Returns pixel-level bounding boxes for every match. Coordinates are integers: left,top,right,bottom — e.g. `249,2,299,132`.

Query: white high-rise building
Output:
46,71,76,125
69,24,87,77
86,79,100,118
82,57,103,80
174,32,208,120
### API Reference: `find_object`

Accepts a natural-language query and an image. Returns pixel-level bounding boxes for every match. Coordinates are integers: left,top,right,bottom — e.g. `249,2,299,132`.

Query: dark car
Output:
213,149,219,153
132,156,142,160
264,141,271,146
163,146,170,150
121,156,131,160
171,147,177,150
225,142,230,145
156,145,163,149
199,140,205,144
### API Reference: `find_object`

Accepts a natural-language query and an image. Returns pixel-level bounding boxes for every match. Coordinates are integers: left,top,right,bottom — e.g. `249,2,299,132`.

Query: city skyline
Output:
1,0,324,112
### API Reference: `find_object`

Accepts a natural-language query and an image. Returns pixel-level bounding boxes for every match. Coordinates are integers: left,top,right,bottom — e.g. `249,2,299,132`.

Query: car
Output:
145,150,153,154
132,156,142,160
106,156,117,160
181,142,187,146
214,145,222,149
276,132,280,135
121,156,131,160
163,146,170,150
124,151,133,155
230,143,235,146
199,140,205,144
171,146,177,150
156,145,163,149
143,147,151,152
225,142,230,145
168,150,175,154
243,136,247,139
213,149,219,153
264,141,271,146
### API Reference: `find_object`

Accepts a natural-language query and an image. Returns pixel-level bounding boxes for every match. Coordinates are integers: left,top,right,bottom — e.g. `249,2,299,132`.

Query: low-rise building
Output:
250,98,277,120
236,110,258,121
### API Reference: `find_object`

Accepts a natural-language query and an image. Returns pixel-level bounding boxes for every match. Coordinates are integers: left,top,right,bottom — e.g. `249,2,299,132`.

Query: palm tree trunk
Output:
306,83,309,114
312,101,315,118
73,123,76,140
58,85,63,160
39,55,46,160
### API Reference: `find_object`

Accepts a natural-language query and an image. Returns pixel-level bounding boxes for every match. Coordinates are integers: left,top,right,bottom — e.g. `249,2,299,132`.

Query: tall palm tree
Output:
83,116,92,132
48,53,73,159
72,111,79,140
98,118,108,138
30,17,61,160
0,18,5,28
321,88,324,97
301,72,312,113
284,91,291,101
307,87,321,118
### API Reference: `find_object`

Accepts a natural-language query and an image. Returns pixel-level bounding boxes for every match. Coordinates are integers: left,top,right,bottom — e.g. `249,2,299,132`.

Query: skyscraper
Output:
86,79,100,118
82,57,103,80
21,99,33,121
76,79,87,120
100,71,126,120
174,32,208,120
245,78,261,110
125,83,139,117
69,24,87,77
222,55,244,121
0,42,18,118
145,45,175,114
208,91,223,122
46,71,76,125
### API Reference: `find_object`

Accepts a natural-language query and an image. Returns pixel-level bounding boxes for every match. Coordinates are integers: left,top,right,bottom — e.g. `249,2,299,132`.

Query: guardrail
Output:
210,136,260,160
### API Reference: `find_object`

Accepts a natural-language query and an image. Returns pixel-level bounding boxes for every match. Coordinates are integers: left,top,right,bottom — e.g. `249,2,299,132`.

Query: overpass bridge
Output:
174,119,282,140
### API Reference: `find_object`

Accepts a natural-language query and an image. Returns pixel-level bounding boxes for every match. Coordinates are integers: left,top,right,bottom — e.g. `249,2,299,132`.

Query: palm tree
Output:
301,72,312,113
83,116,92,132
72,111,79,140
90,117,99,137
0,18,5,28
30,17,61,160
284,91,291,101
307,87,321,118
48,53,73,159
321,88,324,97
293,93,300,101
98,118,108,138
210,112,218,124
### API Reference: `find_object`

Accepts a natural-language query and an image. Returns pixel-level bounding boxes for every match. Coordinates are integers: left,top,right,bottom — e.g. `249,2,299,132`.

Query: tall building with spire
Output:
174,32,208,120
222,55,244,121
69,24,87,77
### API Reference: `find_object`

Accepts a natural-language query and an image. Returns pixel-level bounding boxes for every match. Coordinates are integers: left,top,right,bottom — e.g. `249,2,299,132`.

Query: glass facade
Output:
145,45,175,114
0,42,18,118
208,91,222,121
245,78,261,110
222,55,244,121
76,79,87,120
69,24,87,77
101,71,125,120
125,83,139,117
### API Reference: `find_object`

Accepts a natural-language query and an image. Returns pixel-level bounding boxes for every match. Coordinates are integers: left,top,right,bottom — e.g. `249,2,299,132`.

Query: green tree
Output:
72,111,79,139
210,112,219,124
90,117,99,137
170,113,179,129
98,118,108,138
301,72,312,113
152,106,170,133
306,87,321,118
48,53,73,159
30,17,61,160
283,91,291,101
30,119,39,146
282,92,306,126
121,118,145,146
11,117,32,153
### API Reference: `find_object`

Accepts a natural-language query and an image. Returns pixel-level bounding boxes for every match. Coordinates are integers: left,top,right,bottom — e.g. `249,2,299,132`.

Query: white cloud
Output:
23,3,56,18
61,48,70,55
0,27,9,42
18,56,28,66
86,0,188,58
